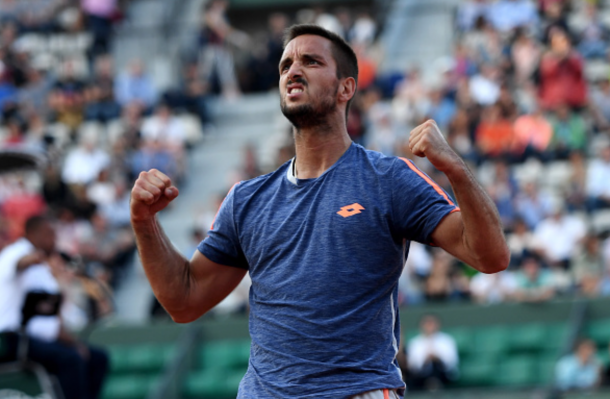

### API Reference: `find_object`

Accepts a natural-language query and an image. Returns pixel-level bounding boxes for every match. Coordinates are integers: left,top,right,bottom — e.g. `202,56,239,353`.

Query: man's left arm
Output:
409,120,509,273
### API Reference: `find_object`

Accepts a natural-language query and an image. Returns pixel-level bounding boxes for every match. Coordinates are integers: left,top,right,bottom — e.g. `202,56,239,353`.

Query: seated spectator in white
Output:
457,0,490,31
515,181,554,229
586,141,610,212
514,256,555,302
86,169,116,207
556,339,601,391
470,270,517,304
533,200,586,268
99,180,131,228
0,215,108,399
61,134,110,185
350,11,376,46
141,104,187,152
572,234,605,297
407,315,458,391
115,59,157,109
507,217,537,268
487,0,538,33
469,64,500,106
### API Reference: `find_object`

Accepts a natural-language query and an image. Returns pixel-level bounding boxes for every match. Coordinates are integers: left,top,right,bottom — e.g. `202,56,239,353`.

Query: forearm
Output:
132,216,193,317
444,159,510,272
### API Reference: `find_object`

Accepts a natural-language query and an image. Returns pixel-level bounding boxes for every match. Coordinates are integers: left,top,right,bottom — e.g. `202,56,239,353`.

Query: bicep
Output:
430,211,477,269
180,250,247,322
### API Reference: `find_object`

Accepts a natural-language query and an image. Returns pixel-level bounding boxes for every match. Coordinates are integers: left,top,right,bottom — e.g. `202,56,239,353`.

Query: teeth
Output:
289,88,303,94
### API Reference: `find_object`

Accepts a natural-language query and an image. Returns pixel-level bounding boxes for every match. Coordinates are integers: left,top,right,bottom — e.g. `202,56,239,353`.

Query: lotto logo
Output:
337,203,365,218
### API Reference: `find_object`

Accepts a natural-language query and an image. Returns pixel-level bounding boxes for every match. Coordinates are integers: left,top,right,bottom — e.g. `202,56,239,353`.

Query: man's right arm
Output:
131,169,247,323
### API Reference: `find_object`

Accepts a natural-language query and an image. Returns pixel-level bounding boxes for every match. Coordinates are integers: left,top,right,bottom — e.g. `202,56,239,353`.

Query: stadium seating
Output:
101,344,175,399
183,339,251,399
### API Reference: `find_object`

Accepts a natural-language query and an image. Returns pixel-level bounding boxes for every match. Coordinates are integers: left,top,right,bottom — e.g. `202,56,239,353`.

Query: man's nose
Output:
287,62,303,80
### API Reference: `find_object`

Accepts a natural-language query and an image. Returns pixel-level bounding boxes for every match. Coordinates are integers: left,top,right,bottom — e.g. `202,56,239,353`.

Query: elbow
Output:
167,304,211,324
475,247,511,274
169,309,204,324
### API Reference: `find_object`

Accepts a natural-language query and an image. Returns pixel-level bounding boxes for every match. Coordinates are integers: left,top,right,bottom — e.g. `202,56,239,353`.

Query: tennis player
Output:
130,24,509,399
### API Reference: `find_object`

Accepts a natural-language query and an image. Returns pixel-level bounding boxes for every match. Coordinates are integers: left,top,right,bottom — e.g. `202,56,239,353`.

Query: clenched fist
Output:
130,169,179,222
408,120,461,173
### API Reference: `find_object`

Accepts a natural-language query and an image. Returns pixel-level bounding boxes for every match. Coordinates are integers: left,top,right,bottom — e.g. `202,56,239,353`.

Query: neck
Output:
293,116,351,179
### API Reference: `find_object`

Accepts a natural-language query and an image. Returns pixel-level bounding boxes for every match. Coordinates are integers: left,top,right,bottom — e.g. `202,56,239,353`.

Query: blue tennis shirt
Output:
198,143,459,398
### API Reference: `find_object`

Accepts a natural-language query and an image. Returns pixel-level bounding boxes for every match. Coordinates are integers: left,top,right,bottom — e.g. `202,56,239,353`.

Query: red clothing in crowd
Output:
538,52,587,110
476,119,515,157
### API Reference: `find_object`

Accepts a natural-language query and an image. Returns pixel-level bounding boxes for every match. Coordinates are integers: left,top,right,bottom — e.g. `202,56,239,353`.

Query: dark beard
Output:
280,87,338,130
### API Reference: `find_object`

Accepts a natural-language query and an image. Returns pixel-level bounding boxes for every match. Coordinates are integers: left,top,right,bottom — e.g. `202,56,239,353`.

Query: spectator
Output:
469,64,500,106
514,256,555,302
590,78,610,131
484,160,518,228
351,10,376,46
48,60,87,130
61,133,110,185
475,103,514,159
424,87,456,132
198,0,246,99
576,4,608,60
565,150,588,211
115,59,157,109
586,142,610,212
463,17,504,66
512,105,553,161
556,338,601,391
510,28,541,86
572,234,605,297
447,108,477,163
548,104,587,159
533,200,586,268
0,215,109,399
538,28,587,110
506,217,537,268
515,181,553,229
470,270,517,303
407,315,458,391
81,0,118,60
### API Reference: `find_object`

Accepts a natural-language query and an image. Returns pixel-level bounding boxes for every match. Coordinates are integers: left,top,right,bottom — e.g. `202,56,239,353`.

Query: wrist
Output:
441,156,469,181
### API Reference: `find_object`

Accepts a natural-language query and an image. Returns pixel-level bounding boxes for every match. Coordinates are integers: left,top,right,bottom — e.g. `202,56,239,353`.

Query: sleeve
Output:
391,157,460,245
197,184,248,269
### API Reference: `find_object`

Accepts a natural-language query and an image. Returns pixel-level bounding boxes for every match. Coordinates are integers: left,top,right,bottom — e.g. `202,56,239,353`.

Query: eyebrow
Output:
279,53,326,71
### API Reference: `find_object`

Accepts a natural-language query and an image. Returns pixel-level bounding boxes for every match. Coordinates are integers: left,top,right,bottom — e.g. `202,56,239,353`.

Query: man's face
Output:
421,316,439,336
279,35,340,129
34,221,56,255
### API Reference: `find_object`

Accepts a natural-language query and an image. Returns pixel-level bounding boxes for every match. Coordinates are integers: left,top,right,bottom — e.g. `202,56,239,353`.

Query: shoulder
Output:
232,161,290,198
352,144,413,177
0,239,32,260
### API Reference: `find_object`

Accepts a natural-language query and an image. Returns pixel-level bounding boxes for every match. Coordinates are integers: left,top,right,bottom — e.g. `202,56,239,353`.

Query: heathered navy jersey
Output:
198,143,459,398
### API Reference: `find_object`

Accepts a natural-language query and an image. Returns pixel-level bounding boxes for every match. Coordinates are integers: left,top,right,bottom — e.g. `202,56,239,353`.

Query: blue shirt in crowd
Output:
199,143,459,398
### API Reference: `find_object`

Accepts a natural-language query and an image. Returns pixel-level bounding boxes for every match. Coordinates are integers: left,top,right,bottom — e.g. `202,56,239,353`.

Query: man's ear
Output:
338,77,356,104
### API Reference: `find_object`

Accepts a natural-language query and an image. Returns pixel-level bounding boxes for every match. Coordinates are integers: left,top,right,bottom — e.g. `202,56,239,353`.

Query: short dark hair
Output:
283,24,359,117
25,215,49,236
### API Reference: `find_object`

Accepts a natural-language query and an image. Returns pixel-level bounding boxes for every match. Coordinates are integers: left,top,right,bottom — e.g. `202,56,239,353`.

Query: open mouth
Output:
288,87,304,94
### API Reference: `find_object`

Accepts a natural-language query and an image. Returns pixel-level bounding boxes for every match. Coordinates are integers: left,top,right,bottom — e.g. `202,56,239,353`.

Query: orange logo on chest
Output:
337,203,365,218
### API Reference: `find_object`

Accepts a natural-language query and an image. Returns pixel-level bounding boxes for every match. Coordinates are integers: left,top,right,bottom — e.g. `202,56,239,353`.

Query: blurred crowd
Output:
0,0,209,327
391,0,610,307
